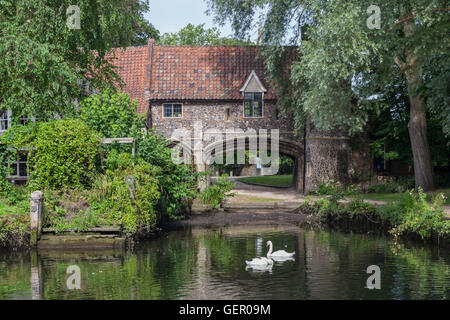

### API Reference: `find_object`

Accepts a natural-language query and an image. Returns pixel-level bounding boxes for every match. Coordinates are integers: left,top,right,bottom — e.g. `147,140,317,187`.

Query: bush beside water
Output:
200,175,236,209
300,189,449,244
0,91,200,247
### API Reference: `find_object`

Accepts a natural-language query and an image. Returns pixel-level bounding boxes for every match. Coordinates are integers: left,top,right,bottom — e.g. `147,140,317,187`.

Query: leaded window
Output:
243,92,263,118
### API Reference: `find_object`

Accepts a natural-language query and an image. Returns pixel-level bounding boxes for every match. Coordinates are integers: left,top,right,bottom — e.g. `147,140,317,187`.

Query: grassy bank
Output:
298,189,450,245
353,188,450,205
0,187,30,248
237,174,293,188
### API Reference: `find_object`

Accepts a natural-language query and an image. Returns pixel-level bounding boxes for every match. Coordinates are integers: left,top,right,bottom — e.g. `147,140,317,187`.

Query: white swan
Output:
245,242,274,267
266,241,295,258
245,264,273,273
245,256,273,266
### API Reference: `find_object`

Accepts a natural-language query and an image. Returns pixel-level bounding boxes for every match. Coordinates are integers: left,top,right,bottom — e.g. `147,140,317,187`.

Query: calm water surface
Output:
0,224,449,300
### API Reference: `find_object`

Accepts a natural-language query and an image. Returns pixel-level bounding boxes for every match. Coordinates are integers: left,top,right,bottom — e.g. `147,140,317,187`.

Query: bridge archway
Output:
202,137,304,193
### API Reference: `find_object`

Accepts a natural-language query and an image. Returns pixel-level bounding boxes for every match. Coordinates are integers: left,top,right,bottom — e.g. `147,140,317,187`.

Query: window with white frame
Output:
243,92,263,118
8,152,28,179
0,111,37,133
0,110,11,133
163,103,183,118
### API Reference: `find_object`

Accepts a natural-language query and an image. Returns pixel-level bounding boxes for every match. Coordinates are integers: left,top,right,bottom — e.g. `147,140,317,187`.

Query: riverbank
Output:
2,181,449,250
162,205,319,230
169,183,450,248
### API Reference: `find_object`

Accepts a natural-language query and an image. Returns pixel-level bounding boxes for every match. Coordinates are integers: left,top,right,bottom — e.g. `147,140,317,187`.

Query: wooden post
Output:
30,191,44,247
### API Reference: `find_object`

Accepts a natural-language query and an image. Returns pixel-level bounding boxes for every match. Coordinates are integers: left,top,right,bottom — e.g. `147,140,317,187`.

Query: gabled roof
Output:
240,70,267,93
110,40,279,114
149,44,276,101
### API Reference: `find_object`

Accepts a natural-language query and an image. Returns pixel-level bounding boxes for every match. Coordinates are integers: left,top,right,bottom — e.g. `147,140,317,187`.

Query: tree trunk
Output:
394,20,436,192
407,92,435,191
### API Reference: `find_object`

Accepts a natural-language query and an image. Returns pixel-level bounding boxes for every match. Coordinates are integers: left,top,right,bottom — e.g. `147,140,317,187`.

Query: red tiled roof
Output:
150,45,277,101
110,40,278,114
110,45,148,114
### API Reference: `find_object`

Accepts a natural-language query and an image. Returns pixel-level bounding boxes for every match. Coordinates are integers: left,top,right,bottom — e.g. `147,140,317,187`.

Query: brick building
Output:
1,39,373,193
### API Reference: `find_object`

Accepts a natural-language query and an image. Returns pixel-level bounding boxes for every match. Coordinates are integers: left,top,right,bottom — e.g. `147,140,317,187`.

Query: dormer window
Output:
244,93,263,117
240,70,267,118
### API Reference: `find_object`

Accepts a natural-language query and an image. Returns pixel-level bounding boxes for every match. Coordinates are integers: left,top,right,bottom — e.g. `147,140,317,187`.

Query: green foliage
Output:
0,185,29,247
136,131,199,220
200,175,236,209
0,213,29,248
366,177,415,194
89,152,161,235
346,199,378,216
310,181,360,197
237,174,293,188
0,145,15,193
158,23,252,45
79,90,145,140
379,189,450,240
4,120,100,190
207,0,450,190
42,188,102,232
302,188,449,242
0,0,154,119
128,1,161,45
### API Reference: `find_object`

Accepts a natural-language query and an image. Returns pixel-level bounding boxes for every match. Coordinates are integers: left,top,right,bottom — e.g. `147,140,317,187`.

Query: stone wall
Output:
149,100,306,192
304,121,351,193
149,101,374,194
149,101,295,142
304,121,375,193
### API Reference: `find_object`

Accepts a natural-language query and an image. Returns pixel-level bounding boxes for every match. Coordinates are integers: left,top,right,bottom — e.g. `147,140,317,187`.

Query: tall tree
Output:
207,0,450,191
0,0,156,120
129,1,160,45
158,23,252,45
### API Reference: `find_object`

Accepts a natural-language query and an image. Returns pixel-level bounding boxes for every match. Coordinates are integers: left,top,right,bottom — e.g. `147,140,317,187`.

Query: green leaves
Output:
200,174,236,209
0,0,154,120
79,89,145,140
158,23,252,45
4,119,101,190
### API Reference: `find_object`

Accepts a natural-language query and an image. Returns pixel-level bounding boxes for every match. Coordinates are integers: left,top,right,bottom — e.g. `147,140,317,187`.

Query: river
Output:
0,224,449,300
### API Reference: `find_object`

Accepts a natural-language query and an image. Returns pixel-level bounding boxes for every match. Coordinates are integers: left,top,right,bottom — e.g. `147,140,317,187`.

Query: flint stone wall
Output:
150,101,296,144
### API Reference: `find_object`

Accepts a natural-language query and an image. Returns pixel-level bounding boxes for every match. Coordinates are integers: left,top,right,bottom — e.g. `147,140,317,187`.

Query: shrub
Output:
380,189,450,240
311,181,360,197
200,175,236,209
2,119,100,190
42,188,100,232
79,89,145,140
136,131,199,220
366,177,415,194
89,152,161,235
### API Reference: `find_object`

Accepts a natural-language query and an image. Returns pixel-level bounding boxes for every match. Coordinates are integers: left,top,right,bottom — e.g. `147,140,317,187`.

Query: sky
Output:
145,0,242,38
